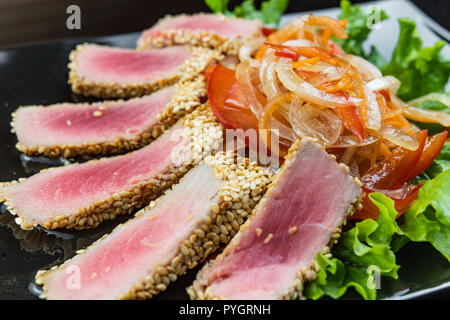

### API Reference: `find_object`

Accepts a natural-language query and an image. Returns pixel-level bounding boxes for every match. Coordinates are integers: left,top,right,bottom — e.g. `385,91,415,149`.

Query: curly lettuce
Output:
305,193,402,300
336,0,388,58
204,0,289,27
381,18,450,101
307,170,450,300
402,170,450,261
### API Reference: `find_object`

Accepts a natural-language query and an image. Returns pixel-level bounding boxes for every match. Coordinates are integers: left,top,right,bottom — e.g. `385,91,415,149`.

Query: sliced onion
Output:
235,59,266,118
376,123,419,151
276,57,361,108
330,135,378,148
348,159,360,178
239,36,266,67
366,76,401,93
403,107,450,127
260,49,285,100
268,16,308,43
293,59,341,81
340,146,356,165
340,54,382,81
289,99,343,146
282,39,315,47
364,85,381,130
259,93,297,141
408,92,450,107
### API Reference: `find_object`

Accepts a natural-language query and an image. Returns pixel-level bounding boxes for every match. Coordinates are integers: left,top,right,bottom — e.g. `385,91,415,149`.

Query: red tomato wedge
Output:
203,64,216,83
262,27,276,37
207,64,259,131
351,184,423,220
407,131,448,179
361,130,427,190
224,82,248,110
354,130,447,220
334,106,365,142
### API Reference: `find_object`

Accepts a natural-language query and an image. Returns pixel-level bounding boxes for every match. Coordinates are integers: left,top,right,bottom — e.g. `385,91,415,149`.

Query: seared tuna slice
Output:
137,14,262,55
69,44,221,98
12,77,205,158
188,139,362,300
0,105,222,230
35,153,271,300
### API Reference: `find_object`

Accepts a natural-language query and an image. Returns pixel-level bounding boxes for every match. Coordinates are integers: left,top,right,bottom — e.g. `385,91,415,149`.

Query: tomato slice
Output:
351,184,423,220
262,27,276,37
407,131,448,179
361,130,427,190
203,64,216,83
354,130,447,220
224,82,248,110
334,106,365,142
207,64,259,131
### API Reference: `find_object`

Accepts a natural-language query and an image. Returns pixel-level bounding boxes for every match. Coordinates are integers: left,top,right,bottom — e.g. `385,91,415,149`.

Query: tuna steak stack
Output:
137,13,263,55
35,152,272,300
12,77,205,158
69,44,221,98
188,139,362,300
0,105,222,230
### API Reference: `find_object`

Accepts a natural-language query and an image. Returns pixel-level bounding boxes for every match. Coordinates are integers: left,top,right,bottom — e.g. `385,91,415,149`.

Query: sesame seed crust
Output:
12,76,207,158
68,44,222,98
0,104,223,231
136,14,263,55
35,152,272,300
188,138,362,300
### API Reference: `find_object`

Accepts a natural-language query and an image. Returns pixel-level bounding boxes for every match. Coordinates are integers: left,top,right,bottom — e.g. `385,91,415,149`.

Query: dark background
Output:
0,0,449,49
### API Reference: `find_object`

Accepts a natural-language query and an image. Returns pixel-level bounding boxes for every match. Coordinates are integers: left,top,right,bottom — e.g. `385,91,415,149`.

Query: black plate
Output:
0,33,449,300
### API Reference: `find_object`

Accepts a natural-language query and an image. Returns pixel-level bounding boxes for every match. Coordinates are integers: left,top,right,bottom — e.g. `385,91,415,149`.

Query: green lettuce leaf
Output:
204,0,289,27
305,193,401,300
305,253,377,300
402,170,450,261
336,0,388,58
381,18,450,101
204,0,229,14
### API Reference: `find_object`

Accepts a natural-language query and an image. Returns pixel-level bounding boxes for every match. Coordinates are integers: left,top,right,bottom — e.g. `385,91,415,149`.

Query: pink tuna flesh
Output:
74,45,192,84
141,14,262,40
197,139,361,299
40,163,223,299
14,86,175,147
0,124,189,226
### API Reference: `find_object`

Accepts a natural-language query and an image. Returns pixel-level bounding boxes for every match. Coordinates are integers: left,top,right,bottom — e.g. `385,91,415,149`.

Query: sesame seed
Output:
263,233,273,244
289,226,298,234
255,228,262,237
93,110,102,117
